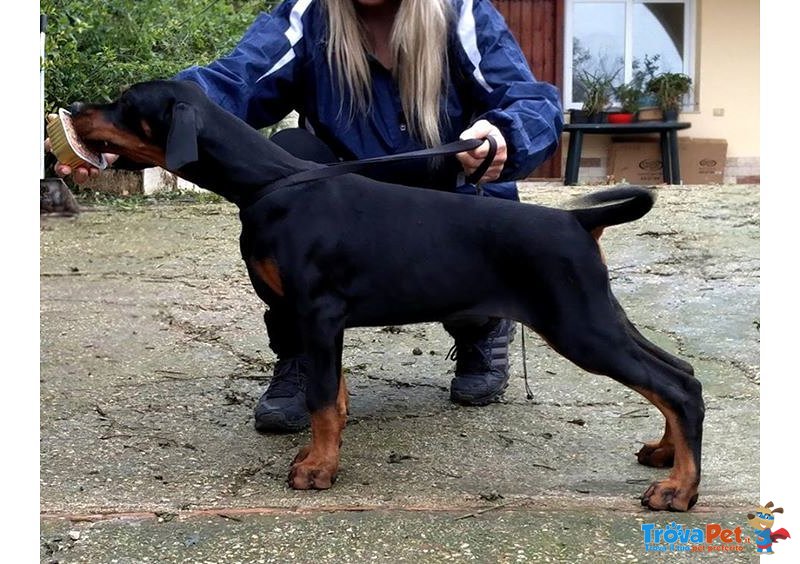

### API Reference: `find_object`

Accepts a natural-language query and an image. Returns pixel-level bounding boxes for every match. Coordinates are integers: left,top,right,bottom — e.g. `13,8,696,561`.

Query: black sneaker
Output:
448,319,516,406
253,355,311,433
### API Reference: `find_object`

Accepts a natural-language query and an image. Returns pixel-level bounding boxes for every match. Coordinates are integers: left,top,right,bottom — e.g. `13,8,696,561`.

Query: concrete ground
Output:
40,183,760,562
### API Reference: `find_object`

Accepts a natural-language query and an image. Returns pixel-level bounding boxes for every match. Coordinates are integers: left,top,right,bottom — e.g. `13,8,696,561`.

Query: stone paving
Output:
40,183,760,562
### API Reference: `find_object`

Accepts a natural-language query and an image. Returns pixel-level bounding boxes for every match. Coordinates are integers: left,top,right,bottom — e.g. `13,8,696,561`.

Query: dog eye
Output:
119,101,144,128
118,100,135,118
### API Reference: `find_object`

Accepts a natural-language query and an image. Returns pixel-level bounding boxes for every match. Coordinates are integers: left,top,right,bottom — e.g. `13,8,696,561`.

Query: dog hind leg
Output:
609,294,697,469
611,294,695,376
535,301,704,511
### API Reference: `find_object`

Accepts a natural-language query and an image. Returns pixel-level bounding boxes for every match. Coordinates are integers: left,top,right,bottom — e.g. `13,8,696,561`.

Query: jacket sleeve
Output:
452,0,563,180
173,0,310,129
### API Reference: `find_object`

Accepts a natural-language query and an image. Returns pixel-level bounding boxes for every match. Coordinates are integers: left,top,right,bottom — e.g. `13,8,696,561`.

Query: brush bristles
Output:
46,109,107,170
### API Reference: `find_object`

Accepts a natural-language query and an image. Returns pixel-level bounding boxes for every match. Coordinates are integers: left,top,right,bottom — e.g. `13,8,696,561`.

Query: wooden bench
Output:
563,121,691,185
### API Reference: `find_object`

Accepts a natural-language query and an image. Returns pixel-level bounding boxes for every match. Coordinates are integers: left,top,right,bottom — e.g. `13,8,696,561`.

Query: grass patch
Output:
75,189,225,210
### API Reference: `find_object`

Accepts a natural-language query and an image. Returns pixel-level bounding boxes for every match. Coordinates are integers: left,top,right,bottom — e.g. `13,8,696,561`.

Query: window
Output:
564,0,695,109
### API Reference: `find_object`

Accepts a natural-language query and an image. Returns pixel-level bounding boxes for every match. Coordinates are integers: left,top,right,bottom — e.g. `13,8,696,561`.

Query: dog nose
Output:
67,102,86,115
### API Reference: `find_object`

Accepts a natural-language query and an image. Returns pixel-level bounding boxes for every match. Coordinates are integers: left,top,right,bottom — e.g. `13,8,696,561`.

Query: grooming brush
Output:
46,108,107,170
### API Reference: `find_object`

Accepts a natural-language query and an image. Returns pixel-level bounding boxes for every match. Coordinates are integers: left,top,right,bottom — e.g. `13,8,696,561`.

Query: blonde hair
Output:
323,0,453,147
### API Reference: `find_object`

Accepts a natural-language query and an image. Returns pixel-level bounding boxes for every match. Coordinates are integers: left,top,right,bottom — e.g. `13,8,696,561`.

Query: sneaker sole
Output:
449,376,510,407
254,411,310,434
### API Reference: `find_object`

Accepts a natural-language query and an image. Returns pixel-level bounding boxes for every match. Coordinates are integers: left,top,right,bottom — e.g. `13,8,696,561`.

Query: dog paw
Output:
636,443,675,468
292,445,312,465
641,479,698,512
288,451,338,490
288,461,337,490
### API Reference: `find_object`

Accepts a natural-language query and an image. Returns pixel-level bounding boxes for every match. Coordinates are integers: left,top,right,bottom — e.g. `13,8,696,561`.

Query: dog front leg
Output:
288,328,347,490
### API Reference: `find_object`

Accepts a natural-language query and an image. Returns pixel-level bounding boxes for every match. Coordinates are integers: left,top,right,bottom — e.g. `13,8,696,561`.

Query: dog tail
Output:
570,186,656,233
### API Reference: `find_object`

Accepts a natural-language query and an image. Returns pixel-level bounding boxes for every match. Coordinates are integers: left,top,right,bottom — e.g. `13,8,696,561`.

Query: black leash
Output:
521,324,533,400
247,136,498,207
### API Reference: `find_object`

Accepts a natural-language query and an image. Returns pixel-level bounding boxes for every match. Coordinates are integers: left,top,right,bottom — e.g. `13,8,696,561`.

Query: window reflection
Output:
572,2,625,104
570,0,689,106
633,2,685,73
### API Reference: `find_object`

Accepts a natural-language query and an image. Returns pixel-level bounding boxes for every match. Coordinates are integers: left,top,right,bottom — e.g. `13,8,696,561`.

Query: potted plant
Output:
573,69,616,123
633,55,660,105
609,82,640,123
647,72,692,121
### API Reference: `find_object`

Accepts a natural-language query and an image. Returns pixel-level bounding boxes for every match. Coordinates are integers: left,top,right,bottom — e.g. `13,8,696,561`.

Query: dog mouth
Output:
72,114,167,168
70,111,137,155
83,138,113,154
74,131,126,159
64,99,170,169
69,110,113,144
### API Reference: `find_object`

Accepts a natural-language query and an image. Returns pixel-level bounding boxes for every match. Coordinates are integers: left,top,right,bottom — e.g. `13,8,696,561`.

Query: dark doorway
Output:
493,0,564,179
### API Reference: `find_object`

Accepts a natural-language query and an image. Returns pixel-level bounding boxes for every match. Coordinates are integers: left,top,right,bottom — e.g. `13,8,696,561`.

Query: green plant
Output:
631,54,661,92
41,1,278,111
614,82,641,113
74,187,225,208
576,68,618,116
40,0,279,178
647,72,693,112
630,54,662,108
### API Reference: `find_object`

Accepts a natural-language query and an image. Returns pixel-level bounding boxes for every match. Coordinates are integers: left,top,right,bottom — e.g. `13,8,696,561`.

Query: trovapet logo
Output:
641,522,747,553
640,501,791,554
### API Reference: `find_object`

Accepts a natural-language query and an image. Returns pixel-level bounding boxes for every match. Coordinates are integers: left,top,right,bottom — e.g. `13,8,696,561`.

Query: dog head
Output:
748,501,784,530
69,80,207,171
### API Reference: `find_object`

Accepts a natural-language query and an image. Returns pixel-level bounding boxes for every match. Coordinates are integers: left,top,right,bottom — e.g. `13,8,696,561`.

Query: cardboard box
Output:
679,138,728,185
608,137,727,185
607,139,664,184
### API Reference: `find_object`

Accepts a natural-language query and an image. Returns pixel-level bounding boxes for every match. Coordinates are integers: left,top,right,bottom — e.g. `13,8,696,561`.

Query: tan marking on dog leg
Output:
251,258,284,297
338,371,349,418
591,227,606,264
635,386,699,511
289,405,345,490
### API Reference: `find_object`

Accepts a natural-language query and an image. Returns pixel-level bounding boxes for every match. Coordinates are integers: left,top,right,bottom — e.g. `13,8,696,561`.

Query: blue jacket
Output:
175,0,563,200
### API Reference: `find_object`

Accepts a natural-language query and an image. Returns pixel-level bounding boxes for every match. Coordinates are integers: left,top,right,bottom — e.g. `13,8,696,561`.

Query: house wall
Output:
116,1,762,192
564,0,760,184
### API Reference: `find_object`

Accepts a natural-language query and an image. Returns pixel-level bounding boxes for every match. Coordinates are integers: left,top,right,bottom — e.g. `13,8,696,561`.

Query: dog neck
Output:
169,104,318,208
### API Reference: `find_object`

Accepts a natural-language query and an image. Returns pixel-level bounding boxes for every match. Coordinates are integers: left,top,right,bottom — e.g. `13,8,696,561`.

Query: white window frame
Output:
563,0,696,110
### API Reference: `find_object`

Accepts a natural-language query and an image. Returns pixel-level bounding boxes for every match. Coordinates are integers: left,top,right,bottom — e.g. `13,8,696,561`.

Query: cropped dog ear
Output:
166,102,201,170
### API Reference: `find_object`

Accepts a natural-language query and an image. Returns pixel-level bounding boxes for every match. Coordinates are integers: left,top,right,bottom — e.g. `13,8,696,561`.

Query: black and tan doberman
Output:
67,80,704,511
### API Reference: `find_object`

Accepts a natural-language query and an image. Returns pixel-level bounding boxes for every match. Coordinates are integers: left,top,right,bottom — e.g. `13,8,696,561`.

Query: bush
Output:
41,0,279,111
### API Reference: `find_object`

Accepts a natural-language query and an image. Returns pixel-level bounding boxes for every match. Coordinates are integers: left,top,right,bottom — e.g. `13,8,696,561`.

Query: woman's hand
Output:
456,119,507,183
44,138,119,184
